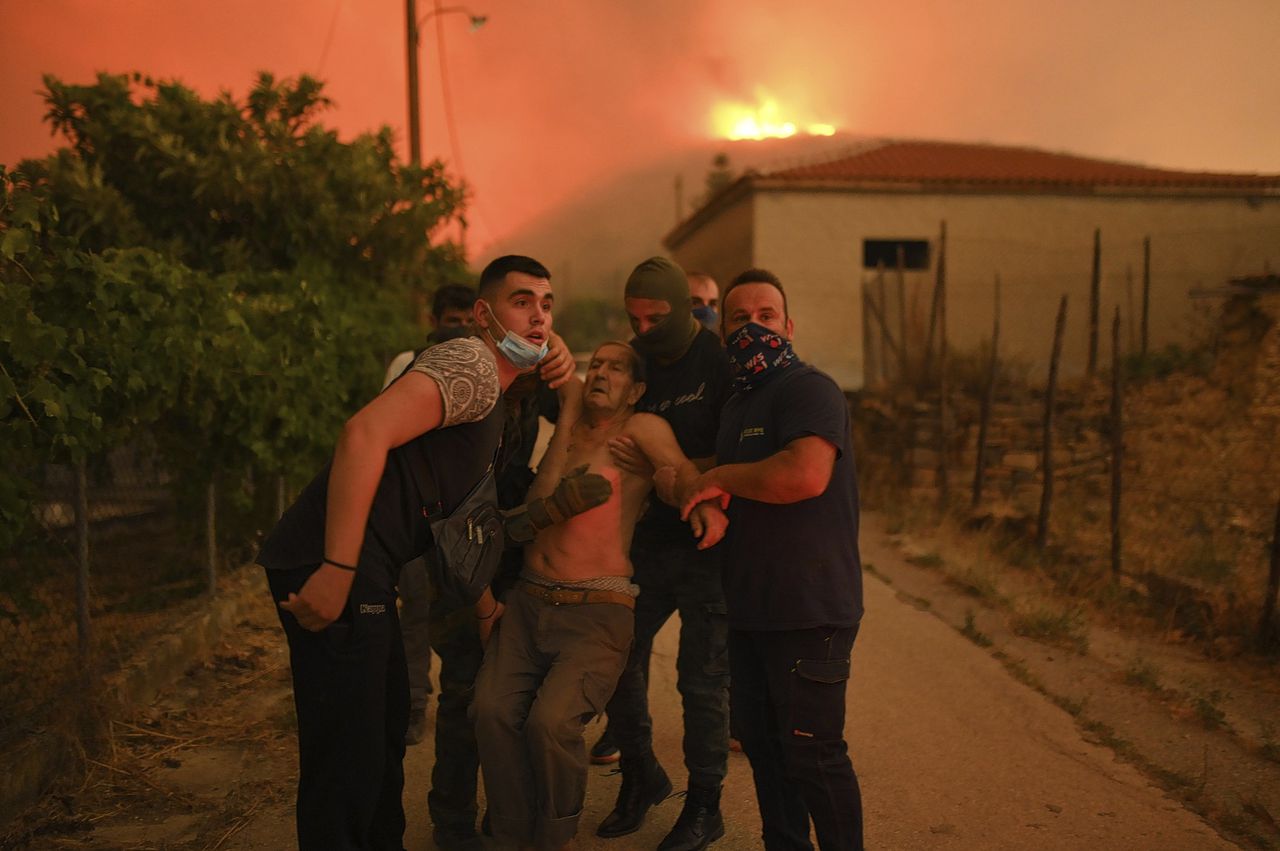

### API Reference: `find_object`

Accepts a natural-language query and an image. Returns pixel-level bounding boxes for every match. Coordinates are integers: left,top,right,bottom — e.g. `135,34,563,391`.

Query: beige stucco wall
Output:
667,193,755,297
745,190,1280,389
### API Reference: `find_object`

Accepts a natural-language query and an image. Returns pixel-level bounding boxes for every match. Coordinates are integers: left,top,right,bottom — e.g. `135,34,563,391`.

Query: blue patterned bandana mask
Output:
726,321,796,391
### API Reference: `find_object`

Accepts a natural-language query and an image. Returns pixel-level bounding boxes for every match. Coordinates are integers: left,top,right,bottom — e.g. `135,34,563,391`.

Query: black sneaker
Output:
590,726,621,764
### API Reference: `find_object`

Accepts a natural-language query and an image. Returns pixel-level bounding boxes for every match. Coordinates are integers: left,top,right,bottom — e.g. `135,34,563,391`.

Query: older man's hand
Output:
689,502,729,550
539,332,575,389
679,470,731,521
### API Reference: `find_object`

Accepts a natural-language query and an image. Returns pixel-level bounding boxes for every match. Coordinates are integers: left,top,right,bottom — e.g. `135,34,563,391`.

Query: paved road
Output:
391,516,1233,850
224,514,1233,850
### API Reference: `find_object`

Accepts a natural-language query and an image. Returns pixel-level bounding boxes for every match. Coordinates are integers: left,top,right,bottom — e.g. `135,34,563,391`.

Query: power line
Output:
430,0,500,248
315,0,344,77
432,0,465,176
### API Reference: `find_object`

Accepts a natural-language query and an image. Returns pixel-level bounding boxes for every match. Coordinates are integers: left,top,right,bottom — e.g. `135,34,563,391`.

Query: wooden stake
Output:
937,224,950,509
876,260,891,383
1110,307,1124,577
206,479,217,596
1141,236,1151,357
923,222,947,385
861,281,878,387
972,274,1001,507
75,458,91,668
1037,295,1068,551
896,244,909,383
863,285,903,363
1087,228,1101,378
1125,265,1136,351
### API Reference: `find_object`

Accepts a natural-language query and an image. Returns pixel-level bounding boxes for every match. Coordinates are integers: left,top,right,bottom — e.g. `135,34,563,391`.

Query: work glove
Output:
503,465,613,545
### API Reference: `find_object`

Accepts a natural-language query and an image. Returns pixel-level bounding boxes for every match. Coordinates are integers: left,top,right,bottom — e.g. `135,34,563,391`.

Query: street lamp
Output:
405,1,487,164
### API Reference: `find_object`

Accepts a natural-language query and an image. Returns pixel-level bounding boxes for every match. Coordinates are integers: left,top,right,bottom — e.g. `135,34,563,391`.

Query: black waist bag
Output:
402,434,505,606
388,356,505,605
427,465,504,605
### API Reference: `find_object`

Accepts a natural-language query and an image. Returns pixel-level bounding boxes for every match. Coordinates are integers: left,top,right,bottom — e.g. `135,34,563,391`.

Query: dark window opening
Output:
863,239,930,270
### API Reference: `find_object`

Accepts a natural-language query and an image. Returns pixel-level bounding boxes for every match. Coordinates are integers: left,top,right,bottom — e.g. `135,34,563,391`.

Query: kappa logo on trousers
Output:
358,603,387,615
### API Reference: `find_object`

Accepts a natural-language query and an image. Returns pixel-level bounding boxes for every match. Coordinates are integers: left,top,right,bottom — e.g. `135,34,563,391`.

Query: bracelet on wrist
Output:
323,557,358,572
475,599,499,620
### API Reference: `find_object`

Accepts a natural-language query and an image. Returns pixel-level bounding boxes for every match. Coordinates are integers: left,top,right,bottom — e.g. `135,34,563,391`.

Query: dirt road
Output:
9,512,1238,849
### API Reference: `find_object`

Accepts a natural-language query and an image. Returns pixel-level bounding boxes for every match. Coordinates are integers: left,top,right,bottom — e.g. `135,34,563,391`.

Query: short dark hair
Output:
593,341,646,384
724,268,788,317
478,255,551,299
431,284,476,320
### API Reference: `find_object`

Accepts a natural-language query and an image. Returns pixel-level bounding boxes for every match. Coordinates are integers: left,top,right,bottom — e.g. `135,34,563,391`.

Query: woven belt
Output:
519,581,635,610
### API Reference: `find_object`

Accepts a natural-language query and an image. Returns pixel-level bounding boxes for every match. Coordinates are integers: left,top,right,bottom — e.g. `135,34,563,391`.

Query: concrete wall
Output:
745,189,1280,389
667,193,755,302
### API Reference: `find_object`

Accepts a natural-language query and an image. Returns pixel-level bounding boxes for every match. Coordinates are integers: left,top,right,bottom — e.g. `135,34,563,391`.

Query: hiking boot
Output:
405,706,428,746
596,753,672,838
590,726,621,764
657,786,725,851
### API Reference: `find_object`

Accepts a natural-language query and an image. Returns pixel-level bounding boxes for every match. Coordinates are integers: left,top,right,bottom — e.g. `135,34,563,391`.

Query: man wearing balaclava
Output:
595,257,732,851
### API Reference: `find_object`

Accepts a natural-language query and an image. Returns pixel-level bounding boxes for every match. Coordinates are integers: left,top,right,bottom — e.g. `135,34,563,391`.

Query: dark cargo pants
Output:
424,583,486,840
397,555,434,712
730,624,863,851
604,541,730,791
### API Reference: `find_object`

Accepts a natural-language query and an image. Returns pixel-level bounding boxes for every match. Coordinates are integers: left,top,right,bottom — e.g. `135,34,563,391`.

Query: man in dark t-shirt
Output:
675,268,865,851
596,257,732,850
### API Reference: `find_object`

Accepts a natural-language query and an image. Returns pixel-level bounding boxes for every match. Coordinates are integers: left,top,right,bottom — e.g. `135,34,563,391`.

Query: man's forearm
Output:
656,459,702,507
705,449,826,505
323,423,390,567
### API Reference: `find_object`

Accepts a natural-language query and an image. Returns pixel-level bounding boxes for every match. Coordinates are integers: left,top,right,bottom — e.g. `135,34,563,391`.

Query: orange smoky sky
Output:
2,0,1278,254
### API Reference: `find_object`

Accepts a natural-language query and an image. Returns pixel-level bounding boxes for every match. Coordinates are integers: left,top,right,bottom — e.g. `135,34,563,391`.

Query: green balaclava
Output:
625,256,700,361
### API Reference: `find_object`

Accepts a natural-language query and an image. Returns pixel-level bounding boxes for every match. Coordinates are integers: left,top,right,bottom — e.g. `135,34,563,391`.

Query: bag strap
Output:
390,352,502,523
404,428,503,525
388,354,447,522
405,438,447,523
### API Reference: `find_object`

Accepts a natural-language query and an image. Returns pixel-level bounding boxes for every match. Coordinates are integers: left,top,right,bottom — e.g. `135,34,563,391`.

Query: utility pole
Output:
406,0,421,163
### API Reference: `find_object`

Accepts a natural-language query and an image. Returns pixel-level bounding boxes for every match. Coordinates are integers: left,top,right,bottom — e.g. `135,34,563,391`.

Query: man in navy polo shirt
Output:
674,268,864,851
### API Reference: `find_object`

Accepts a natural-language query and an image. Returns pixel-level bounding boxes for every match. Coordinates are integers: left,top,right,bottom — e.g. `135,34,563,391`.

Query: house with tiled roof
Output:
663,139,1280,388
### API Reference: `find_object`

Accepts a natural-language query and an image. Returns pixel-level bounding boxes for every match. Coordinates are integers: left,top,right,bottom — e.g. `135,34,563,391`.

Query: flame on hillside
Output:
712,89,837,140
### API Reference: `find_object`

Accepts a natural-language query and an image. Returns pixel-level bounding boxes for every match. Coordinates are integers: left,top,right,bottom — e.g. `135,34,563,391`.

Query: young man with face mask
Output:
595,257,732,851
673,268,865,851
383,280,570,848
379,283,477,753
257,255,577,851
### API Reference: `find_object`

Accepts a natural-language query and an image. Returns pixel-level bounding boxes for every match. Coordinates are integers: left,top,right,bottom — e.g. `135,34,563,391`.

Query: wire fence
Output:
0,438,272,753
852,234,1280,649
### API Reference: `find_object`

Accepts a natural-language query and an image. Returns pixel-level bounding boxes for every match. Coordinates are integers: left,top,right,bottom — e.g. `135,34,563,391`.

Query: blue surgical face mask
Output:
482,301,548,370
692,304,718,330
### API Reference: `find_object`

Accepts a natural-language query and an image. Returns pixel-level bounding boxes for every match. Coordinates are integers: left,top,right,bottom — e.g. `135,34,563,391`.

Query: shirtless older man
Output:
472,342,726,851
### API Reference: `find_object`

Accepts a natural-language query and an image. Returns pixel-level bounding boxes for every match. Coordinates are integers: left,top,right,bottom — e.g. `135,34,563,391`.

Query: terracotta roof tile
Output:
765,140,1280,191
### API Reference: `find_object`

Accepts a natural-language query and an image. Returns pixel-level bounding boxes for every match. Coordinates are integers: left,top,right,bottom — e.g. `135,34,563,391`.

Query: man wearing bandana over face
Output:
596,257,732,851
670,268,864,851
